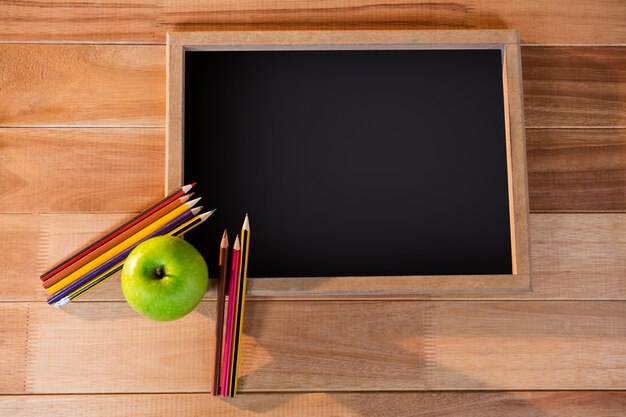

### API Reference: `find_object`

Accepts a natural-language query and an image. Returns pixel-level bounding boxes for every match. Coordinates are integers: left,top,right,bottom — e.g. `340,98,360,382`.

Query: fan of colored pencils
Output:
212,214,251,397
41,183,216,307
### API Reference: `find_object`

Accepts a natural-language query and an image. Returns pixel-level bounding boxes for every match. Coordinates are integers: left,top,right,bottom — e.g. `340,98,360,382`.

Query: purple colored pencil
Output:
47,207,201,305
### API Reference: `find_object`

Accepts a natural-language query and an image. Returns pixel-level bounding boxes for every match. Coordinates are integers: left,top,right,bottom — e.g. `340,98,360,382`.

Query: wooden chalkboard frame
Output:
167,30,531,298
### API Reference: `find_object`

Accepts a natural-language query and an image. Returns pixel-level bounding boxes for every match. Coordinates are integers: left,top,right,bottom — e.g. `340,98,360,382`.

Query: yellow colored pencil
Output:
47,197,201,294
230,214,250,396
54,210,215,307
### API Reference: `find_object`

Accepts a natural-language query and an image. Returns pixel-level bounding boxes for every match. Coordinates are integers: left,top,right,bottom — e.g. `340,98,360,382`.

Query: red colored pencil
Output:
221,235,240,397
40,183,195,281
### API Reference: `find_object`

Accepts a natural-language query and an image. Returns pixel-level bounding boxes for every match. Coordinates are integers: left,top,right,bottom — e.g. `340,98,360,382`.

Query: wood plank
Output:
0,128,165,213
0,215,40,300
428,301,626,390
472,0,626,45
0,45,164,127
6,300,623,392
0,0,157,42
527,128,626,212
1,128,624,215
0,304,28,393
523,47,626,127
524,214,626,299
2,213,624,301
1,1,625,44
1,45,624,130
24,302,211,393
1,391,625,417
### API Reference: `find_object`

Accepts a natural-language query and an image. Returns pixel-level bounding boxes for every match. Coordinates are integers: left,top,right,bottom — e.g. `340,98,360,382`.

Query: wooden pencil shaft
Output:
212,236,229,396
42,194,191,289
40,183,194,280
47,207,199,304
68,264,123,302
46,199,199,295
64,212,210,304
230,217,250,396
221,237,240,397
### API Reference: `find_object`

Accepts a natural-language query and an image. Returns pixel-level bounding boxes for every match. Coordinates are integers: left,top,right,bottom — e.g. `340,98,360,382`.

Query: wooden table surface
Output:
1,2,625,416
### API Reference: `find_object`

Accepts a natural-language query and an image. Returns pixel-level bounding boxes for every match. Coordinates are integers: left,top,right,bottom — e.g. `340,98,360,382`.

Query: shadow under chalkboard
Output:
183,49,512,279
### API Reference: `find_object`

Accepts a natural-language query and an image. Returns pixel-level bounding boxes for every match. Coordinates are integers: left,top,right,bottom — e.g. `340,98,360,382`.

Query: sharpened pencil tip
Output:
186,197,201,208
198,211,212,222
221,229,229,247
243,214,250,230
234,235,240,250
191,206,203,215
179,193,192,204
182,183,196,193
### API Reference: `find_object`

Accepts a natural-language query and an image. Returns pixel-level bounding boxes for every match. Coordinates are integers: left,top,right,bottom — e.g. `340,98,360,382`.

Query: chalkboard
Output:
168,31,530,295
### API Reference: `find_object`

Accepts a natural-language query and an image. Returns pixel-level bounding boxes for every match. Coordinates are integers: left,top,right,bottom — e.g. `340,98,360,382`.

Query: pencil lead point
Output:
234,235,241,250
243,214,250,230
221,229,229,246
191,206,203,215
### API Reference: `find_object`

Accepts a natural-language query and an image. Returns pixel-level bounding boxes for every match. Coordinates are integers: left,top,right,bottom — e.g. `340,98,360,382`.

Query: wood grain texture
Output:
0,0,157,43
428,301,626,390
2,45,625,212
1,0,625,44
2,45,624,131
0,128,164,213
23,302,211,394
168,29,519,48
1,391,625,417
2,130,625,215
527,128,626,212
502,42,530,275
0,300,622,393
525,214,626,299
2,213,624,301
0,304,28,393
0,212,124,302
0,0,622,413
0,215,40,300
0,45,164,127
523,47,626,127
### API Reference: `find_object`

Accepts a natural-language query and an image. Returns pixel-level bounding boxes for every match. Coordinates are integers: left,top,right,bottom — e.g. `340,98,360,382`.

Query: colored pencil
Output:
221,235,240,397
41,183,195,281
53,210,214,308
47,206,209,305
212,230,229,395
42,193,193,288
46,197,201,294
230,214,251,396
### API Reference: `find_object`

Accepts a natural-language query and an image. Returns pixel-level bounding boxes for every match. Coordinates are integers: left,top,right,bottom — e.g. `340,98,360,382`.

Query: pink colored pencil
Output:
220,235,241,397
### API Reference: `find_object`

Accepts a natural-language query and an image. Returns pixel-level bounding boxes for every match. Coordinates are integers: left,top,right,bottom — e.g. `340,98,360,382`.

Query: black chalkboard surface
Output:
184,49,512,279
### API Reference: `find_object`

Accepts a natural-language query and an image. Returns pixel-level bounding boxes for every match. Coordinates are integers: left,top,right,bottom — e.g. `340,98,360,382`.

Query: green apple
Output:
121,236,208,321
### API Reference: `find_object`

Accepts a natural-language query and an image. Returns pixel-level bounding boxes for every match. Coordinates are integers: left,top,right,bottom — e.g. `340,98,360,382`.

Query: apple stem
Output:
155,267,165,279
